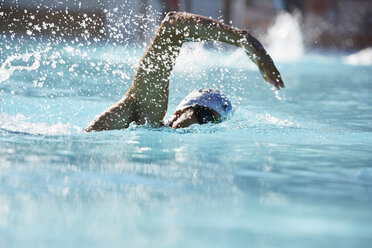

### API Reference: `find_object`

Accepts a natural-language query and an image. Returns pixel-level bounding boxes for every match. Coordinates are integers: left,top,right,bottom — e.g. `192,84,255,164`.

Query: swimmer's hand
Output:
239,31,284,89
257,57,284,89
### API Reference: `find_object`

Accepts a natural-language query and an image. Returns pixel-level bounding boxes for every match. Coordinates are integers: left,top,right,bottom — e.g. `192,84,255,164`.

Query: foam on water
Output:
0,113,75,135
256,113,297,127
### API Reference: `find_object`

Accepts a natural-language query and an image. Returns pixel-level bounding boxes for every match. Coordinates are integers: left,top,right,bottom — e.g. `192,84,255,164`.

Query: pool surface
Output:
1,35,372,248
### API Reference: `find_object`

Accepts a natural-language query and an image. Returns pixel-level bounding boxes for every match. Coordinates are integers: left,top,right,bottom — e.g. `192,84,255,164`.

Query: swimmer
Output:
85,12,284,132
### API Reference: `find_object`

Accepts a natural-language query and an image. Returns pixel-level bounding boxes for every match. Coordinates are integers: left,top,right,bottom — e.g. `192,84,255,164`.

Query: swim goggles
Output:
192,105,219,124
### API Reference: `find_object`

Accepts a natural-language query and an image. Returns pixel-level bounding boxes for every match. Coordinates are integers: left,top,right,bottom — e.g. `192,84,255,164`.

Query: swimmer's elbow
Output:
163,11,184,21
161,12,195,27
161,11,179,25
85,108,131,132
85,118,109,132
85,119,128,132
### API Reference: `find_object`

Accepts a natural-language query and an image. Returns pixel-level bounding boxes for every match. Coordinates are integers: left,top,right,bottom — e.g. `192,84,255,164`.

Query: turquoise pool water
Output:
1,37,372,248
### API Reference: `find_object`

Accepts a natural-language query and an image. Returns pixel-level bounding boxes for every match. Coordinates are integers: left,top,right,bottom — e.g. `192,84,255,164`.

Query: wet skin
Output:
85,12,284,132
163,107,222,128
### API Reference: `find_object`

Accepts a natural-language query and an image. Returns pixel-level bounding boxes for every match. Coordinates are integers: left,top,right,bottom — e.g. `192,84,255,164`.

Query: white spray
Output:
266,12,304,61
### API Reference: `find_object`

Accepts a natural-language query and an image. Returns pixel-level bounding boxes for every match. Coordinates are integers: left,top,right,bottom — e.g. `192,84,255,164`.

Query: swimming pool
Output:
1,35,372,247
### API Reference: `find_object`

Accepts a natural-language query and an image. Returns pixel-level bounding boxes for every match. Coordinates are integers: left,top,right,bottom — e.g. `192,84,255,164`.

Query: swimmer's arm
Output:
85,93,134,132
164,12,284,89
239,32,284,89
85,12,284,132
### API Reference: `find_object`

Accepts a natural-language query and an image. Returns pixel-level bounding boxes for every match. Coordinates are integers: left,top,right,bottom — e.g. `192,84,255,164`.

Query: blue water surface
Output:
0,37,372,248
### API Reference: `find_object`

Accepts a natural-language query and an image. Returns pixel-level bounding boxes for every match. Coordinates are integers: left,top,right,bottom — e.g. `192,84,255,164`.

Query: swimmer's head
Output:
164,88,232,128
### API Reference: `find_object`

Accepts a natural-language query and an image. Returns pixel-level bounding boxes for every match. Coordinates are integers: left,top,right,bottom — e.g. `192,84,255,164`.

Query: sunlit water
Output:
1,33,372,248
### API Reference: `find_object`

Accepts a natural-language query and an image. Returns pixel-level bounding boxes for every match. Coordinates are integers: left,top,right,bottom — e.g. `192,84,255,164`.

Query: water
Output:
1,20,372,248
266,12,304,61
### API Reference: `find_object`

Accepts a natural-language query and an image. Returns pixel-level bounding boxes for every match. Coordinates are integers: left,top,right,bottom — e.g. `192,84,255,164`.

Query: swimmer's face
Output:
164,106,221,129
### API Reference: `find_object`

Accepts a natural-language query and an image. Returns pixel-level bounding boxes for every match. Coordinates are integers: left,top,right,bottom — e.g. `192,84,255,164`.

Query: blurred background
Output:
1,1,372,248
1,0,372,50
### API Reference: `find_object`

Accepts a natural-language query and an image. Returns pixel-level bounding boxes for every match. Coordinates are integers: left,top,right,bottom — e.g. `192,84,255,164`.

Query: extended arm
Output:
86,12,284,132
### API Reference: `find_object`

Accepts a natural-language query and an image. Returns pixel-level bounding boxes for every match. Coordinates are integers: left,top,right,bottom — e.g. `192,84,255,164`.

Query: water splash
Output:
224,49,258,71
272,87,287,101
175,42,258,73
266,12,304,61
257,113,297,127
0,52,41,83
0,113,76,135
174,42,210,72
343,47,372,66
